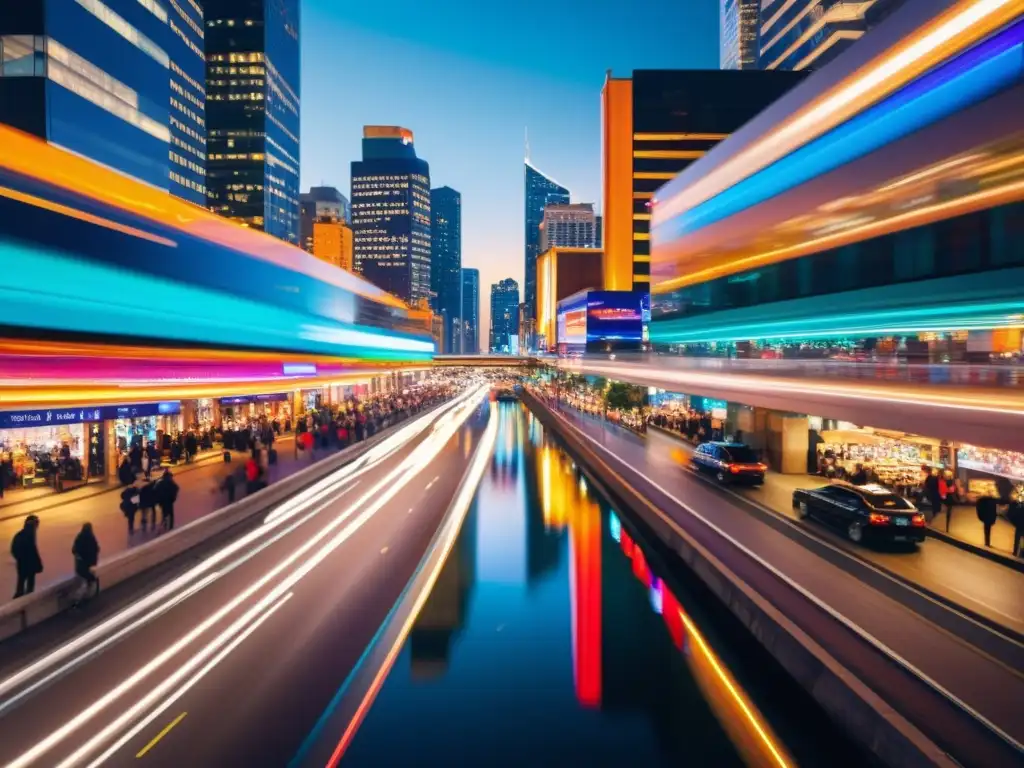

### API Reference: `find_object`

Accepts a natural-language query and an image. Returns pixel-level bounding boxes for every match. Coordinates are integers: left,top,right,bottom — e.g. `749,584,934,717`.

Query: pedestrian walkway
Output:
552,403,1024,636
1,436,315,603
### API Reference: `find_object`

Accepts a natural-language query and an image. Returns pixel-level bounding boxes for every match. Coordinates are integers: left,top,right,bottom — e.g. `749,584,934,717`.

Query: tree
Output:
604,382,633,412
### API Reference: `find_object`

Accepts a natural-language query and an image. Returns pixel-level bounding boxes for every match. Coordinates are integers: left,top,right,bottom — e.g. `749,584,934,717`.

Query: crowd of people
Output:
9,378,460,604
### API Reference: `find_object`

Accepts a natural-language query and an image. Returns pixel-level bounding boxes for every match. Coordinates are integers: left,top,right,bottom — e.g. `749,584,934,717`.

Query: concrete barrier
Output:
521,389,957,768
0,409,432,643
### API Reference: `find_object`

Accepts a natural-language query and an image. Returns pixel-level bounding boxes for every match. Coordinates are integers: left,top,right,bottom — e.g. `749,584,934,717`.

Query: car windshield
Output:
723,446,759,463
865,493,914,510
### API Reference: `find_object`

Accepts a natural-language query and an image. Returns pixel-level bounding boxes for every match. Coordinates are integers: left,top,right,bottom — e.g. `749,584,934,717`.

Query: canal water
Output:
342,403,865,767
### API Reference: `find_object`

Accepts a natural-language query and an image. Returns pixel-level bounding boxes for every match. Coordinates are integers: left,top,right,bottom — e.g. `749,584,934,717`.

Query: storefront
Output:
955,444,1024,499
219,394,292,430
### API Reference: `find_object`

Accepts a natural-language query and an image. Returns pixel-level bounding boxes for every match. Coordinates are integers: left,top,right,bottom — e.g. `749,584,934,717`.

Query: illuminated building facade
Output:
540,203,598,252
351,125,432,304
601,69,805,293
430,186,462,354
300,186,349,252
0,0,204,203
205,0,300,243
489,278,520,354
721,0,760,70
760,0,906,71
461,268,480,354
536,247,604,352
311,218,353,272
651,1,1024,361
524,161,570,321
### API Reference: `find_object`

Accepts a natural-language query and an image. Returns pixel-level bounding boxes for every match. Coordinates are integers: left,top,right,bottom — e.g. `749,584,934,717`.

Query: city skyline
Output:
299,0,718,338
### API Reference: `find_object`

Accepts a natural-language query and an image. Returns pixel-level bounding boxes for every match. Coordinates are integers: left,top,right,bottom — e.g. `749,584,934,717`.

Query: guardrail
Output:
0,409,434,643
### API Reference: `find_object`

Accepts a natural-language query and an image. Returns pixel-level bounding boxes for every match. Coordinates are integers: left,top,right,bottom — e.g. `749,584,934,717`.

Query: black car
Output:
691,442,766,485
792,482,927,545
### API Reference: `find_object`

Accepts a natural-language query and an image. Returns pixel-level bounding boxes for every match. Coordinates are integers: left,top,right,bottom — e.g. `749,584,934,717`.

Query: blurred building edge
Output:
311,217,354,273
300,186,351,252
0,0,206,205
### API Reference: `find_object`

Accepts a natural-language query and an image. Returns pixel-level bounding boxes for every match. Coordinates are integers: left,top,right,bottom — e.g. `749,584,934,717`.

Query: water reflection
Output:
343,403,795,766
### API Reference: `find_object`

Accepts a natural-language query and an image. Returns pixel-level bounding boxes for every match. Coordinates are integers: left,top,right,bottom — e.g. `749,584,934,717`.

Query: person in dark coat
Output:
117,455,135,486
72,522,100,599
11,515,42,598
849,463,869,486
976,497,998,547
120,485,140,535
138,480,157,532
185,432,198,463
156,469,179,531
1008,501,1024,558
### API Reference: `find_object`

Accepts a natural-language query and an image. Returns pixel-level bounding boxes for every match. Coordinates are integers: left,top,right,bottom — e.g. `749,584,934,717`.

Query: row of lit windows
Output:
208,52,263,63
171,134,205,159
208,152,263,161
267,151,297,176
266,110,299,145
170,115,206,144
208,65,264,76
170,150,204,175
210,129,263,138
265,56,299,105
207,78,264,87
170,78,203,108
170,60,204,95
354,235,411,244
136,0,167,23
75,0,168,67
265,134,298,167
169,170,204,194
354,201,408,210
223,182,263,191
208,91,263,101
266,72,298,117
182,0,202,19
170,96,204,126
168,0,204,39
207,18,257,28
355,175,410,183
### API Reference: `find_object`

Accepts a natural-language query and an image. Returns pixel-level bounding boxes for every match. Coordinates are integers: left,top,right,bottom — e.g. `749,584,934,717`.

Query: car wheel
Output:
847,522,864,543
797,501,810,519
716,471,726,483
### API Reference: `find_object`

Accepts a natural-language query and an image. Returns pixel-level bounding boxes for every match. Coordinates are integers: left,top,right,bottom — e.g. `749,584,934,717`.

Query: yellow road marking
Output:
136,712,187,758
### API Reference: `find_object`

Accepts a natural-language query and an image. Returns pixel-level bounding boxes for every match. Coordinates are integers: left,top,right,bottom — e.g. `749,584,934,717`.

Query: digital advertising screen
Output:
585,291,644,350
557,295,589,348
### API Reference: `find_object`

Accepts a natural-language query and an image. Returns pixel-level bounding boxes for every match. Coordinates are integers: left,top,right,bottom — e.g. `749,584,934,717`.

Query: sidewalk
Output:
0,433,337,603
650,423,1020,559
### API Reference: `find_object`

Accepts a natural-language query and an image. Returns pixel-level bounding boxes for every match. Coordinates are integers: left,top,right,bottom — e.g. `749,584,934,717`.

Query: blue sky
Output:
300,0,719,340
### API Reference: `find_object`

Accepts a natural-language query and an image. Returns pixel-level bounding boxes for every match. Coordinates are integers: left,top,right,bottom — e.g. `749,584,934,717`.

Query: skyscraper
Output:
524,161,569,321
490,279,520,354
0,0,205,203
540,203,598,252
721,0,760,70
601,69,806,292
300,186,350,252
311,218,353,272
461,268,480,354
431,187,462,354
351,126,432,304
760,0,906,71
206,0,300,243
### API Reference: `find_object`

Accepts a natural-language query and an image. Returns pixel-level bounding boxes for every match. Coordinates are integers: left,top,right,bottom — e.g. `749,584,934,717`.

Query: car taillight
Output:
868,513,890,525
756,463,767,471
911,513,926,527
729,464,740,474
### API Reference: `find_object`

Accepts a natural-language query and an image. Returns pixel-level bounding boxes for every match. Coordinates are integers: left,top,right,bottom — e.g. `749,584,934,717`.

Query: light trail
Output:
2,385,489,768
0,390,479,710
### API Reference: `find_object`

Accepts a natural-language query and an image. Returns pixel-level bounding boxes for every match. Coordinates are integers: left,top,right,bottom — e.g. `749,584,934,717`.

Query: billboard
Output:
557,294,588,347
586,291,644,349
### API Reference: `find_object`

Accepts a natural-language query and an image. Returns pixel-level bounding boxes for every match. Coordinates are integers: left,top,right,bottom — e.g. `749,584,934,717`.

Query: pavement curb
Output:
524,390,958,768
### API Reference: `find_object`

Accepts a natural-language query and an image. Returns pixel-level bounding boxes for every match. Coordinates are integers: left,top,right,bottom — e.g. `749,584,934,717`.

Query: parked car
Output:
691,442,766,485
792,482,927,545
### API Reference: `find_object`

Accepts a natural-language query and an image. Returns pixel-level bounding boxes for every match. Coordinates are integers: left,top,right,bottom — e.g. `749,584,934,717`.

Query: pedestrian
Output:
976,496,998,547
218,468,237,503
1009,500,1024,557
156,469,179,531
117,454,135,486
120,484,140,535
245,455,260,495
71,522,100,602
139,479,157,532
922,467,941,521
939,470,958,532
10,515,42,599
141,449,151,481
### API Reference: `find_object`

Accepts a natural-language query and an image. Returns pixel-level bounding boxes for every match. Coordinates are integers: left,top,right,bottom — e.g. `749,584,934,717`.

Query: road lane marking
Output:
380,546,389,555
135,712,187,759
424,475,440,491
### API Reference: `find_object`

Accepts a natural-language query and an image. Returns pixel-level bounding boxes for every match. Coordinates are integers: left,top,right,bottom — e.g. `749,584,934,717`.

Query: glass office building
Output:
351,126,432,304
524,161,570,321
0,0,204,203
431,186,462,354
720,0,760,70
461,268,480,355
205,0,300,243
490,278,520,354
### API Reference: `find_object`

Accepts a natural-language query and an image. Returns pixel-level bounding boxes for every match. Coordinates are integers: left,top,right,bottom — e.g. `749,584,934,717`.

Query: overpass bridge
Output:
433,355,537,367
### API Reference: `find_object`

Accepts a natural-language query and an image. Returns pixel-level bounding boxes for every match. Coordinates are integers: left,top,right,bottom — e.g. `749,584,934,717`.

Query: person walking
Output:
71,522,100,602
117,454,135,486
138,479,157,532
156,469,179,531
922,467,941,522
939,470,958,532
976,496,998,547
120,484,140,535
1008,500,1024,557
11,515,43,598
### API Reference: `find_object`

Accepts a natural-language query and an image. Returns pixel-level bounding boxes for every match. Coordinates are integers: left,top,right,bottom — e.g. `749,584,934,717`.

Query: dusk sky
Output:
300,0,719,344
